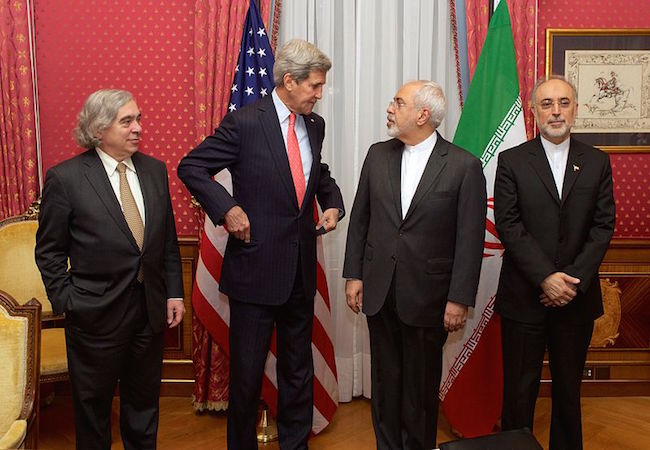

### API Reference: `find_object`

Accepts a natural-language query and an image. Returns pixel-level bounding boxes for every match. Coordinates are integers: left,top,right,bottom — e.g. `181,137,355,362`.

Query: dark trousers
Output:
65,283,163,450
500,315,593,450
227,268,314,450
366,283,448,450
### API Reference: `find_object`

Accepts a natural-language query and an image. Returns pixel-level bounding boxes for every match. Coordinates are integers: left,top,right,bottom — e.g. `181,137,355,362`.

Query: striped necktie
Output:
117,162,144,281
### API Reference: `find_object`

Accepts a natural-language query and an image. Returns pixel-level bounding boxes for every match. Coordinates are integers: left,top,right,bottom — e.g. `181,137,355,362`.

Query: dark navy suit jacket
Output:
178,95,344,305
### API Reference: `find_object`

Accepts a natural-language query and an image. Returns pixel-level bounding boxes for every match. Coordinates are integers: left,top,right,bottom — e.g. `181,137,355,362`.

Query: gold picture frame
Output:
546,28,650,153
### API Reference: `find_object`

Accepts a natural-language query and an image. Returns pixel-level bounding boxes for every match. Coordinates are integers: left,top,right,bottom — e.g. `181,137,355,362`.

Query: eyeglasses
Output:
388,99,407,109
537,98,573,110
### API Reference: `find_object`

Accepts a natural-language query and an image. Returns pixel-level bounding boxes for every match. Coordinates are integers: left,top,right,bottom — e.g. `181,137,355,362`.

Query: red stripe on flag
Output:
313,376,338,420
442,314,503,438
316,263,331,308
312,317,337,376
199,233,223,279
192,285,230,352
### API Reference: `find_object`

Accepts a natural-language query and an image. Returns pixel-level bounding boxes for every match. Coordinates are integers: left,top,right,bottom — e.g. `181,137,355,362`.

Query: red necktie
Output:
287,113,306,206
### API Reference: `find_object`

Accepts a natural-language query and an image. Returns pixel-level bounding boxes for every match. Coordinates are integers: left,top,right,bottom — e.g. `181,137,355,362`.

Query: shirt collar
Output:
404,131,437,154
95,147,136,175
540,135,570,154
272,88,292,123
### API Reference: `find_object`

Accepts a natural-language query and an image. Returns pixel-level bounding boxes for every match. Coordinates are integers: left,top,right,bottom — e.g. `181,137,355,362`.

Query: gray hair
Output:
74,89,134,148
531,74,577,103
273,39,332,86
413,81,446,128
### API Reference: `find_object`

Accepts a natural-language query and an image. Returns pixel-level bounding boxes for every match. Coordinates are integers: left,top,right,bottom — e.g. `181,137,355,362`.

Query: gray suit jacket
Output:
343,134,487,327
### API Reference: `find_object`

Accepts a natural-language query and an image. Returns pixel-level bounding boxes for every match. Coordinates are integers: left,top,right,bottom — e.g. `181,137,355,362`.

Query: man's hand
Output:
316,208,340,234
345,279,363,314
540,272,580,307
224,205,250,243
167,299,185,328
444,301,468,332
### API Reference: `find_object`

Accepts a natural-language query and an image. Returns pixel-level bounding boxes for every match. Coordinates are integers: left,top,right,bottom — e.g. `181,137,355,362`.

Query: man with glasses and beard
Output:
344,80,486,449
494,75,616,449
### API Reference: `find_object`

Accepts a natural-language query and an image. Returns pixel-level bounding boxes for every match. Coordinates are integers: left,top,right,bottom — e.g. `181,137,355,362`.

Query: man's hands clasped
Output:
540,271,580,307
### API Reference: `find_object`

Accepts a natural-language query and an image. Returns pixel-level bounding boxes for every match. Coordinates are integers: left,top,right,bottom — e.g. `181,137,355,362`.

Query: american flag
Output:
191,0,338,434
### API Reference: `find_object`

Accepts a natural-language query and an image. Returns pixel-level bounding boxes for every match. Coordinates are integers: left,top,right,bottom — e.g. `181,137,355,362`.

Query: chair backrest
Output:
0,291,40,446
0,214,52,315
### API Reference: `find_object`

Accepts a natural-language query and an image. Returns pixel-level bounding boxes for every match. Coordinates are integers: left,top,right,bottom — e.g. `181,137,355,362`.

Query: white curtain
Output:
278,0,461,402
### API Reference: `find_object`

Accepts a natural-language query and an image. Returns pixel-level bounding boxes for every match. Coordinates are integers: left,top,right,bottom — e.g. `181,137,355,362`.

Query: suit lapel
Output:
302,113,320,212
560,139,584,205
527,137,561,205
403,134,447,222
257,96,300,208
82,150,140,250
387,140,403,221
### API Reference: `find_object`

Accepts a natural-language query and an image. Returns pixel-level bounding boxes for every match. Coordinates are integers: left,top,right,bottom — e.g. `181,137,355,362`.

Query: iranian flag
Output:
439,0,527,437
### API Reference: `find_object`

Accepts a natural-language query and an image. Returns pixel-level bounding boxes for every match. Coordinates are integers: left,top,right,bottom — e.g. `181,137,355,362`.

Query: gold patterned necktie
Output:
116,162,144,281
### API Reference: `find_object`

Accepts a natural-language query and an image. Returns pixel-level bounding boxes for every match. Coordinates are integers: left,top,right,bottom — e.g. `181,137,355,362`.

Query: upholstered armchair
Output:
0,202,68,389
0,292,40,450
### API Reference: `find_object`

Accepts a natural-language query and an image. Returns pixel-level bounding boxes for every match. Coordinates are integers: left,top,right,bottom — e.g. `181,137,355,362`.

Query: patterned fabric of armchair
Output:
0,292,40,450
0,202,68,385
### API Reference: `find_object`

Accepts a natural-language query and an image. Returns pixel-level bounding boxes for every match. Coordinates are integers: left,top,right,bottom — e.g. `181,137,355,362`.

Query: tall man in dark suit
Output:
343,81,487,450
35,89,185,450
494,75,616,450
177,39,344,449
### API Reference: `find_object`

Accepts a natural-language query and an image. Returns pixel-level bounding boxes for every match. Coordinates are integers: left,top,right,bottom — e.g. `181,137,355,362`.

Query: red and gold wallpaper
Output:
34,0,197,234
32,0,650,237
537,0,650,238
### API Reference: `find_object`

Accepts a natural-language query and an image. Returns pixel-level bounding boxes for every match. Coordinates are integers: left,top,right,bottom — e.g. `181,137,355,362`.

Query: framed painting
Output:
546,29,650,153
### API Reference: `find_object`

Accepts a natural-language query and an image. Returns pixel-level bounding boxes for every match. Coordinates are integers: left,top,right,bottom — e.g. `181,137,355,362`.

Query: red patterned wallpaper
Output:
537,0,650,238
34,0,197,234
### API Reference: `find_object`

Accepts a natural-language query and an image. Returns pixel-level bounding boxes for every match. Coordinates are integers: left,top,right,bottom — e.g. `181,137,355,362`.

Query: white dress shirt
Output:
540,135,570,199
272,89,313,185
96,148,183,304
95,148,146,224
400,131,437,219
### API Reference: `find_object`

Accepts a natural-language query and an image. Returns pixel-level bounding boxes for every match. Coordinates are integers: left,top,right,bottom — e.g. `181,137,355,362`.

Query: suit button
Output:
399,232,404,237
391,255,396,261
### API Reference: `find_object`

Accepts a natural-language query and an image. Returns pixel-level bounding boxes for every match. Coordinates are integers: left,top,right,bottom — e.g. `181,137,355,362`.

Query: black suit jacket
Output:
177,95,344,305
343,134,487,327
494,136,616,324
35,150,184,335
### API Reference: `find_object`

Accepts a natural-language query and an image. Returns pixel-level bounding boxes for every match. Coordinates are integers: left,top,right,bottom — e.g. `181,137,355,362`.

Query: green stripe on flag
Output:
453,1,520,163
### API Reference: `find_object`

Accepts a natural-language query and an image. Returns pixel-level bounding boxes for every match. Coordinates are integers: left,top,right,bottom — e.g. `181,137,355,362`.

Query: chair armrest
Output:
0,419,27,449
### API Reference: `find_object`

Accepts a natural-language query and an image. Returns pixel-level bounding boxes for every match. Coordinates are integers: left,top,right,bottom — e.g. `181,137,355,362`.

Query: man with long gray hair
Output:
343,80,486,449
178,39,344,449
36,89,185,449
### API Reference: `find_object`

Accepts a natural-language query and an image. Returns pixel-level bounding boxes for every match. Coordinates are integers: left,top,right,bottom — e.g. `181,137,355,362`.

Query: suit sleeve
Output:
494,152,557,287
35,169,72,315
162,166,184,298
177,112,240,226
342,149,372,279
448,156,487,306
564,154,615,293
